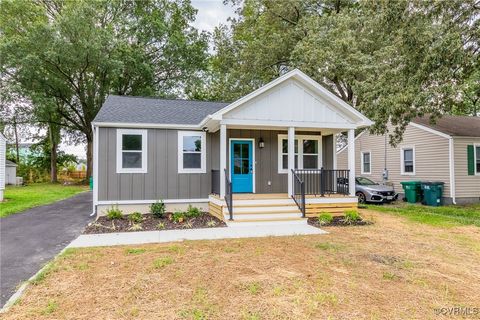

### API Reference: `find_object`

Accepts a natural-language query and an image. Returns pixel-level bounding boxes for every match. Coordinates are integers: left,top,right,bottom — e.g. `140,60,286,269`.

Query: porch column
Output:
287,126,295,196
347,129,356,196
219,124,227,198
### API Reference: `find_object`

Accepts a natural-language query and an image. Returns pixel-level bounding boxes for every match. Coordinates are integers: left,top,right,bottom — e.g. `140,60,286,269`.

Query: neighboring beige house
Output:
337,115,480,204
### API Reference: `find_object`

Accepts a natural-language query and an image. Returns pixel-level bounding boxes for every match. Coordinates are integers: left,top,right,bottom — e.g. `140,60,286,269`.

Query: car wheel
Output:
356,192,366,204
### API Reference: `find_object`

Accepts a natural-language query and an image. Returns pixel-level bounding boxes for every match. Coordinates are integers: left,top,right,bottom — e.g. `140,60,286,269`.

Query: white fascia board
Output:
92,122,200,130
410,122,451,139
220,118,358,130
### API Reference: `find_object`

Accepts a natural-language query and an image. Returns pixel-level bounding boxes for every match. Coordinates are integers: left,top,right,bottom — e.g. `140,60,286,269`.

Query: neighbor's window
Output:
476,145,480,174
278,135,321,173
401,147,415,175
178,131,206,173
116,129,147,173
361,151,371,174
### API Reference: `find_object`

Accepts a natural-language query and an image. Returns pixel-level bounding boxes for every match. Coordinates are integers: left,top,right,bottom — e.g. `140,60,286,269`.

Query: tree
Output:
0,0,209,177
200,0,479,145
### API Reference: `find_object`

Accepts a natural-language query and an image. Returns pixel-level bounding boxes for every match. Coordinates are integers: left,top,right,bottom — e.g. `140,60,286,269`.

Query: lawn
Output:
366,202,480,227
3,209,479,319
0,183,88,218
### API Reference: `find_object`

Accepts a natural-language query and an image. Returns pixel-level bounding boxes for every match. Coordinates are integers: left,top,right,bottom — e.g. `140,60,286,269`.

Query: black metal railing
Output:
293,168,350,197
211,170,220,195
291,169,306,218
224,169,233,220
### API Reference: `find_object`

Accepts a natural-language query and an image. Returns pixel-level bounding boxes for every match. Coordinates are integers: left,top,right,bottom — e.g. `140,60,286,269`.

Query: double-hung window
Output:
361,151,371,174
116,129,147,173
476,145,480,174
278,134,321,173
401,146,415,175
178,131,206,173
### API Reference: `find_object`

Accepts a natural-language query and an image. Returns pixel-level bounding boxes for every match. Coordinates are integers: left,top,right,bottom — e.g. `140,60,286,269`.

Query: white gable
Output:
223,78,352,125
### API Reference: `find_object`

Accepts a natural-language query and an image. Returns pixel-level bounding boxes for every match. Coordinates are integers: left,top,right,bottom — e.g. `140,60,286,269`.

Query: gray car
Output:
355,177,398,204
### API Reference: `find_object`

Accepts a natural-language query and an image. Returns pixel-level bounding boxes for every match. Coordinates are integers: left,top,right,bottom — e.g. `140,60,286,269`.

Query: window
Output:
476,145,480,174
178,131,206,173
401,147,415,175
278,134,321,173
361,151,371,174
116,129,147,173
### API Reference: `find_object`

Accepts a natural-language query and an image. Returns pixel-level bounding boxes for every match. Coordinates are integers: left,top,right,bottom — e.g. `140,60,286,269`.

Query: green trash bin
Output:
400,181,422,203
89,176,93,190
421,182,444,206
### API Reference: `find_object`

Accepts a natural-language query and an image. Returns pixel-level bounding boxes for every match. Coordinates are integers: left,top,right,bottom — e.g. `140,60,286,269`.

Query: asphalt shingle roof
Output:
412,115,480,137
94,95,230,125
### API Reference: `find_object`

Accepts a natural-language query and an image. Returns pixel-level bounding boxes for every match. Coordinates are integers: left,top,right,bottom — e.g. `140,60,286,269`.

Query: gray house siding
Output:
98,128,334,201
98,127,213,201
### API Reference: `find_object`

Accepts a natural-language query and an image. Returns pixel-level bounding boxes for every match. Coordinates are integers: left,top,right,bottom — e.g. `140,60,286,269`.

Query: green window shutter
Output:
467,145,475,176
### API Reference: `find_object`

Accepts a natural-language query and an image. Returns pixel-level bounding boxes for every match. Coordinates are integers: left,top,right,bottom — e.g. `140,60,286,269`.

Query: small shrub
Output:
105,205,123,220
344,210,361,224
128,212,143,223
157,222,165,229
186,205,201,218
318,213,333,225
150,200,165,218
129,224,143,231
153,257,174,269
206,220,217,227
172,210,187,223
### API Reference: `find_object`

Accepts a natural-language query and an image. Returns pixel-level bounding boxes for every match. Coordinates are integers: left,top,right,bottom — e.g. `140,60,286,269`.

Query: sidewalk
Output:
68,223,326,248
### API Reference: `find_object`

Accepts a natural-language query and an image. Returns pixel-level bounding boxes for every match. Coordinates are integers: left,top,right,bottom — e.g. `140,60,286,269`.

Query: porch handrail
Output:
291,169,306,218
224,168,233,220
293,168,350,196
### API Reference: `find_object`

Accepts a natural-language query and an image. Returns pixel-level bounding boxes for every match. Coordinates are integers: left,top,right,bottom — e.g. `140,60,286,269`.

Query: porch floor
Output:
210,193,354,200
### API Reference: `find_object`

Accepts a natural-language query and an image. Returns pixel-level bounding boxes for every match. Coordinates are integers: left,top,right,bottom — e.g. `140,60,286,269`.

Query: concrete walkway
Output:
0,192,93,306
68,223,326,248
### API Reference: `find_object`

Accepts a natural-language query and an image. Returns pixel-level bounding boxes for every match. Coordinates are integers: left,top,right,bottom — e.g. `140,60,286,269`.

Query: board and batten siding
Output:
453,136,480,199
97,128,335,201
337,124,451,196
97,128,215,201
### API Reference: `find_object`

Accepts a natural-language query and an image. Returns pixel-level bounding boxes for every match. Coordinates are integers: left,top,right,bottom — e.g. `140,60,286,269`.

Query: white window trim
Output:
277,134,322,174
361,151,372,175
475,143,480,176
400,145,415,176
178,131,206,174
116,129,148,174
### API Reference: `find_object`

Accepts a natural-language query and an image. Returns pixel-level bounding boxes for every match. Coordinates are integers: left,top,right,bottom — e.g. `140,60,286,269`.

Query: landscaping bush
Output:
186,205,201,218
128,212,143,223
172,210,187,223
105,205,123,220
344,210,361,224
150,200,165,218
318,213,333,225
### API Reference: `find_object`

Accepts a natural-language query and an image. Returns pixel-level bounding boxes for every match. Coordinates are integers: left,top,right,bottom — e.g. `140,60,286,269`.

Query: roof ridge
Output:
107,94,231,105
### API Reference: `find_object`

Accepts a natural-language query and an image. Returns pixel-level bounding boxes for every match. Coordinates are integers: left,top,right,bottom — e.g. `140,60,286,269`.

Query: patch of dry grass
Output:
3,210,480,319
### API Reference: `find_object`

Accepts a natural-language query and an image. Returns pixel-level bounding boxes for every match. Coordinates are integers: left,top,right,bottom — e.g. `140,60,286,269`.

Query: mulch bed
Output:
83,212,226,234
308,215,373,228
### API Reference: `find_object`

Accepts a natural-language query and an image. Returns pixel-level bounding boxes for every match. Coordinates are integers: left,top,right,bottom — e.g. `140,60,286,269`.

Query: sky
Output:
60,0,235,159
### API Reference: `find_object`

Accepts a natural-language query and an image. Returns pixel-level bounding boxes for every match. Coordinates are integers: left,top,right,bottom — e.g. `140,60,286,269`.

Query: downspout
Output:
448,137,456,204
90,124,99,216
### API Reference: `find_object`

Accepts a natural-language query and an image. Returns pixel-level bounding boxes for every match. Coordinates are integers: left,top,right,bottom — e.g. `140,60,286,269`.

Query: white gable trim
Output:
209,69,373,127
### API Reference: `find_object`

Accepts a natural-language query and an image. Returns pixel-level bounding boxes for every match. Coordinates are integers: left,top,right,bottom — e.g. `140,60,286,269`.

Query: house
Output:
0,133,5,201
337,115,480,204
92,69,373,223
5,160,17,185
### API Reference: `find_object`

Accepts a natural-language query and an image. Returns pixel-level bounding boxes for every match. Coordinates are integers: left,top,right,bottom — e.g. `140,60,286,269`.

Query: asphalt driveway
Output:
0,191,93,306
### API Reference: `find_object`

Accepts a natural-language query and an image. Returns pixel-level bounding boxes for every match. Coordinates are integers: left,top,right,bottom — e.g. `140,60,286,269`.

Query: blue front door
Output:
231,140,253,193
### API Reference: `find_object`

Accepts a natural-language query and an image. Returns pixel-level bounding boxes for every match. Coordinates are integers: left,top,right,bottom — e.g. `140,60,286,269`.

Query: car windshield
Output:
356,177,378,185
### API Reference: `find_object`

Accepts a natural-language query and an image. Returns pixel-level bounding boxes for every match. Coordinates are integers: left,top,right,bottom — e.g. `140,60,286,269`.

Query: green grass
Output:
0,183,87,218
367,203,480,227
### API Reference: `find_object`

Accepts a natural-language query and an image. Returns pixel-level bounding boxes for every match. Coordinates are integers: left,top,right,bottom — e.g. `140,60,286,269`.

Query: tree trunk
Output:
49,127,58,183
13,116,19,164
86,136,93,180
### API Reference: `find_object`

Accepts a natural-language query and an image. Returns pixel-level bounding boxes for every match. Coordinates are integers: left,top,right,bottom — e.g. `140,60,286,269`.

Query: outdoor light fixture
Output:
258,137,265,149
